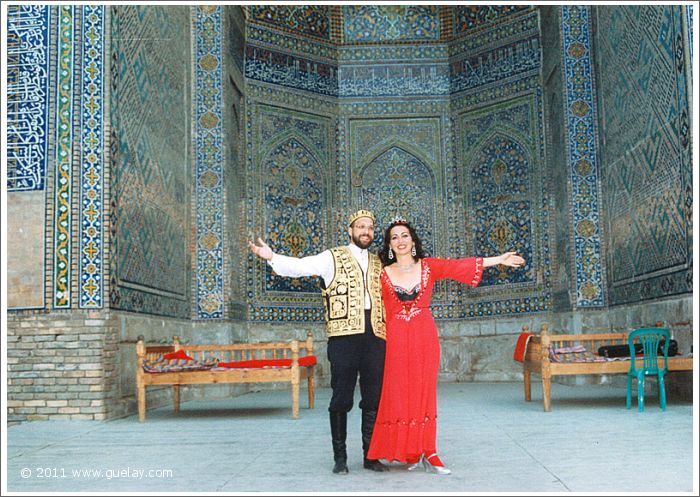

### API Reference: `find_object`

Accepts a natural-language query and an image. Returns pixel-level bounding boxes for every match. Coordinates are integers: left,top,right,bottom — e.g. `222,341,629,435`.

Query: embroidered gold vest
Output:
321,247,385,340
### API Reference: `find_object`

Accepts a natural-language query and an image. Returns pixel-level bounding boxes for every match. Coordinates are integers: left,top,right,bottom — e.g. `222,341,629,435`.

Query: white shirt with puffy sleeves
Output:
268,243,371,309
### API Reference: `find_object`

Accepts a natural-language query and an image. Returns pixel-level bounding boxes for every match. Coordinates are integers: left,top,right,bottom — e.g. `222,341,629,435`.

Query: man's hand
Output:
248,237,273,261
500,251,525,268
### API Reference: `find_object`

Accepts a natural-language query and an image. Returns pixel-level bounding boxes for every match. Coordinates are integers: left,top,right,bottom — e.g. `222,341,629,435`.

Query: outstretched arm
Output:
483,251,525,268
247,236,334,282
248,237,273,261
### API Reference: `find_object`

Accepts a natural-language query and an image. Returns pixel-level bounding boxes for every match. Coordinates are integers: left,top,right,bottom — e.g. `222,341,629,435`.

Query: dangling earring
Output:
388,248,394,260
411,245,416,257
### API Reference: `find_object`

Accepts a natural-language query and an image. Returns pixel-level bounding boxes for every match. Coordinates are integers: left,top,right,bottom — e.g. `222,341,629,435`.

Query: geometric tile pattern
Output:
248,5,331,40
343,5,440,43
595,5,692,304
468,128,533,286
453,5,530,36
338,43,447,63
244,8,549,321
246,103,332,322
360,145,438,258
459,93,551,317
246,23,337,60
78,6,105,308
109,6,191,318
52,6,76,309
7,6,106,310
560,6,606,307
350,119,442,260
195,6,225,319
6,5,52,192
262,138,326,294
448,9,540,56
246,10,542,100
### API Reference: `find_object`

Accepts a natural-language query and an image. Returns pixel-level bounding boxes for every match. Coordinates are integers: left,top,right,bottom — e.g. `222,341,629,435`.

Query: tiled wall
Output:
109,5,192,318
594,5,693,305
7,5,108,311
244,8,550,322
6,5,693,420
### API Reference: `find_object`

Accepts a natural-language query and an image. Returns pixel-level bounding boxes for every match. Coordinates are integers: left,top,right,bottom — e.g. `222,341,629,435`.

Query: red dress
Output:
367,257,483,463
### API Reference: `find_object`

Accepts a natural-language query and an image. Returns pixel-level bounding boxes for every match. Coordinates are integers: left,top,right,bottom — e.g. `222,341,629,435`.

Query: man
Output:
248,210,387,474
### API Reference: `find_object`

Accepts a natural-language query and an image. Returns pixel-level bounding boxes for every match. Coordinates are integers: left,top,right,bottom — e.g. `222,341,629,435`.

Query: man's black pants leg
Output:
330,411,348,474
327,311,386,472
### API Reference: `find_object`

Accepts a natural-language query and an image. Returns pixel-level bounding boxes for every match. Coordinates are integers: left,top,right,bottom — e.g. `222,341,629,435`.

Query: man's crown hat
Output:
348,209,375,226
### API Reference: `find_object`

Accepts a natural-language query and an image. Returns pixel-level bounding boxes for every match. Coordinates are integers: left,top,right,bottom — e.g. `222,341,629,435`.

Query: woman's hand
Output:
248,237,273,261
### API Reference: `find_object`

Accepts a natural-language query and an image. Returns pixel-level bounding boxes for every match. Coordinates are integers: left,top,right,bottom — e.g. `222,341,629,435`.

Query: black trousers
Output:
327,310,386,413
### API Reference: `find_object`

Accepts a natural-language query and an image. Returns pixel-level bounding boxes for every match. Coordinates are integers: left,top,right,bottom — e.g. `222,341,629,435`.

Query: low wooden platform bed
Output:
136,332,316,422
521,324,693,411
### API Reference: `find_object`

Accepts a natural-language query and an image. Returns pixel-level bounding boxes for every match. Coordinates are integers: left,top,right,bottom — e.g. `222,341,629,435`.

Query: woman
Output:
366,217,525,474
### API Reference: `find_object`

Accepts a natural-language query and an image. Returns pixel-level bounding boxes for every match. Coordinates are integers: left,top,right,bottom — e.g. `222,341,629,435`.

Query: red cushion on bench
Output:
217,355,316,369
163,349,193,361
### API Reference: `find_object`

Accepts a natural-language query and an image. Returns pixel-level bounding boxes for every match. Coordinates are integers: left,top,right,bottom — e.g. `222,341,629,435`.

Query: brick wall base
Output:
7,309,118,421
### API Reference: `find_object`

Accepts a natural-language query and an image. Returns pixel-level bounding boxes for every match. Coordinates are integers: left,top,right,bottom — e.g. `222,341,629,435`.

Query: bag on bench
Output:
598,339,678,358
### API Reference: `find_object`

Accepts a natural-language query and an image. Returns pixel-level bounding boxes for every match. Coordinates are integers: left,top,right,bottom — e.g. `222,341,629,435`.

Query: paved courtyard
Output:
5,381,697,494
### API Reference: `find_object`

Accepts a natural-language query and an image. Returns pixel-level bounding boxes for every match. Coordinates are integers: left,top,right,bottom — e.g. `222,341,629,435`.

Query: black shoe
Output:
363,458,388,472
333,459,349,474
361,409,387,472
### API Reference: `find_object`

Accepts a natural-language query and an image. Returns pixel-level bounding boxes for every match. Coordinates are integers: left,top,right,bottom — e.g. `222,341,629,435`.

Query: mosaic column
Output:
194,6,225,319
78,6,105,308
53,5,76,308
560,6,606,307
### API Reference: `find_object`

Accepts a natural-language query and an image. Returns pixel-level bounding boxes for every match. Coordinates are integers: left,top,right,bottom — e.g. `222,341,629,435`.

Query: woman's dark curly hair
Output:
378,220,428,266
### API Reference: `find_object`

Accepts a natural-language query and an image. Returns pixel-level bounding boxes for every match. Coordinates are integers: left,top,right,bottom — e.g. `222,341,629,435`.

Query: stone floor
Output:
4,381,697,494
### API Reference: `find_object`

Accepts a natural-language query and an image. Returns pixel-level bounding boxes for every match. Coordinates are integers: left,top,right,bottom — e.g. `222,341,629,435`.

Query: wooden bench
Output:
522,324,693,411
136,332,316,422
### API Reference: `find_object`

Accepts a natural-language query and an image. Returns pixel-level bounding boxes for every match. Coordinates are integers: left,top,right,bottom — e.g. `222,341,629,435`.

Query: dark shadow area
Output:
147,406,291,420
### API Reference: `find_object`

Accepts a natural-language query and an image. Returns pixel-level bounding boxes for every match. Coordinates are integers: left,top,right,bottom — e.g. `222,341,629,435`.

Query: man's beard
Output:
352,233,373,249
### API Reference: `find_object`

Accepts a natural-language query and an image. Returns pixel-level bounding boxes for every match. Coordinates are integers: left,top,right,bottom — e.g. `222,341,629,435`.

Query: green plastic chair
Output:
626,328,670,412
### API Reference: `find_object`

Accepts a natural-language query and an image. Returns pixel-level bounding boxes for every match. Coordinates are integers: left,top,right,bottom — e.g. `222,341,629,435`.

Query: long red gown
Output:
367,257,483,463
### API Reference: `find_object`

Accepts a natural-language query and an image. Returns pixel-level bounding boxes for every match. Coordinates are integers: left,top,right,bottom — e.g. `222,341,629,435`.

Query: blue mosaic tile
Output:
596,5,691,305
338,63,450,97
453,6,530,36
343,5,440,43
561,6,606,307
109,6,191,318
195,5,225,319
246,103,333,321
450,36,541,94
245,44,338,97
249,5,331,40
78,6,105,309
52,5,76,308
6,5,52,192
